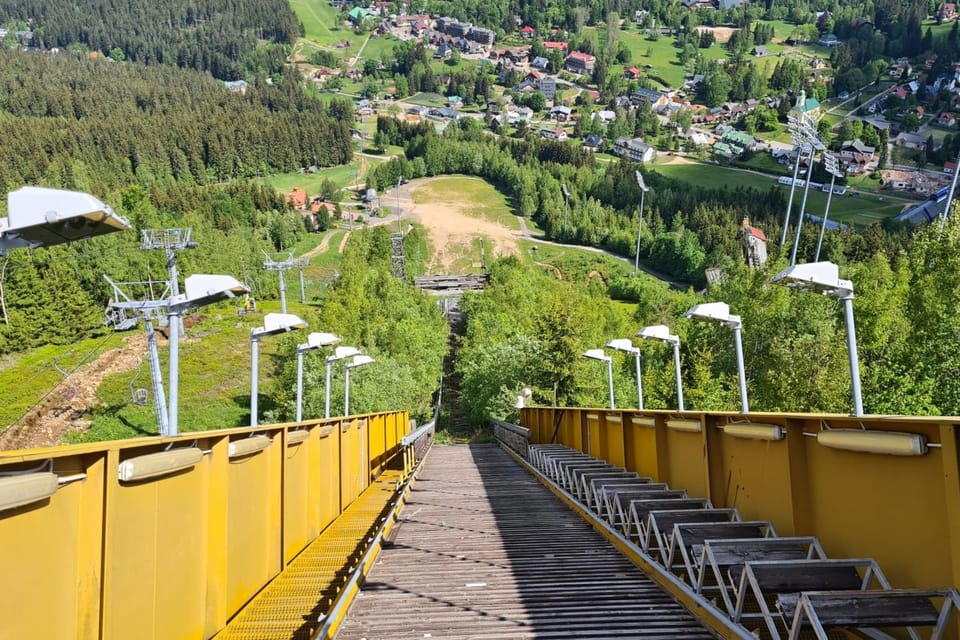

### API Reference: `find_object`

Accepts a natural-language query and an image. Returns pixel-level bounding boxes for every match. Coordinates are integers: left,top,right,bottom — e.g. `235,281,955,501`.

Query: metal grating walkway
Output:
335,445,715,640
216,470,404,640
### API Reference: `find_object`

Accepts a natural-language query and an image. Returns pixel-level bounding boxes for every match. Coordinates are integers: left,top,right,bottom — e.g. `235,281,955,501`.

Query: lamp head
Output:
605,338,639,354
251,312,308,339
171,274,249,310
299,332,341,352
635,170,650,192
582,348,611,362
0,187,130,252
345,354,374,369
684,302,742,328
771,261,853,299
327,345,360,362
636,324,679,345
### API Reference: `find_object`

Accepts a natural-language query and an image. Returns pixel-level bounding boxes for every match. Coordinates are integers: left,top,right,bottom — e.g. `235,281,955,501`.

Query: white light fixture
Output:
286,429,310,445
117,448,203,482
817,429,927,456
325,346,360,418
0,187,130,253
685,302,749,413
723,423,784,441
771,261,862,416
250,313,308,428
606,338,643,410
665,418,702,433
166,274,250,436
344,354,374,417
637,325,685,411
228,435,272,459
296,332,341,423
0,472,58,511
583,348,615,409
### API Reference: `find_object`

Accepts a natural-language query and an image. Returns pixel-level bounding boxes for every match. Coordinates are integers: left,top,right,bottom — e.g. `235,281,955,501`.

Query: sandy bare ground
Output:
392,177,521,272
0,333,147,450
694,26,737,43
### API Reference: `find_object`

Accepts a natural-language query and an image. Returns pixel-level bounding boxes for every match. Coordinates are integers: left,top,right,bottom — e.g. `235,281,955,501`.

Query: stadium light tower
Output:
606,338,643,410
0,187,129,254
583,348,615,409
789,117,826,266
771,261,863,416
561,183,570,239
250,313,308,428
635,170,650,274
325,346,360,418
815,153,844,262
296,332,341,422
637,325,684,411
344,354,374,417
684,302,749,413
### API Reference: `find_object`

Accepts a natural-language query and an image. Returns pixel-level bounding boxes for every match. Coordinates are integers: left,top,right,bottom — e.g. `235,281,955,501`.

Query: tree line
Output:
0,51,353,194
0,0,301,79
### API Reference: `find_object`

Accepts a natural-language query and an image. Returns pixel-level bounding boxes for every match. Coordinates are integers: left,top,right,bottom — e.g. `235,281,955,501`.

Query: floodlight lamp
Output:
582,348,610,362
299,332,341,352
252,312,308,339
635,170,650,192
685,302,742,328
771,261,853,299
174,274,249,309
606,338,639,354
0,472,59,512
0,187,130,252
328,346,360,362
561,183,570,198
345,354,374,369
636,324,679,345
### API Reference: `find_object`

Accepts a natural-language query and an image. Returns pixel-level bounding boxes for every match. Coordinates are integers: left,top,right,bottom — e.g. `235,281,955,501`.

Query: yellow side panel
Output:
103,460,208,640
317,425,341,531
283,434,313,564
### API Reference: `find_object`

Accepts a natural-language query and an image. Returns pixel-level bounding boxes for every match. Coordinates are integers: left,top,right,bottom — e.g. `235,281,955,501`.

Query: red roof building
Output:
286,188,307,209
542,41,568,52
521,26,535,38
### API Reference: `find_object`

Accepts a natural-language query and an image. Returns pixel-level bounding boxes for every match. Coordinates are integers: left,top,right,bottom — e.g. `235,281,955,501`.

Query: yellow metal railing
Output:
520,407,960,594
0,411,409,640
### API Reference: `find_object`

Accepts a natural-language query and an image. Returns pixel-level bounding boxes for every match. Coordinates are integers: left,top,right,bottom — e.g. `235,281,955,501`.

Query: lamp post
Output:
771,261,863,416
582,348,615,409
296,332,341,423
250,313,308,428
167,274,250,435
344,354,374,417
325,345,360,418
561,183,570,239
684,302,748,413
606,338,643,410
635,170,650,274
815,153,844,262
637,325,684,411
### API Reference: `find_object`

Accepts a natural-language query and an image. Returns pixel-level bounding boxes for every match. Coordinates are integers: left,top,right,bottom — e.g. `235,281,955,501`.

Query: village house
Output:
939,112,957,127
838,139,879,175
613,136,656,162
895,132,927,150
938,2,957,20
564,51,596,74
632,87,670,110
742,220,768,268
520,25,535,38
542,41,568,53
624,67,642,80
531,56,549,71
286,188,308,209
583,134,603,150
540,127,568,141
550,105,572,121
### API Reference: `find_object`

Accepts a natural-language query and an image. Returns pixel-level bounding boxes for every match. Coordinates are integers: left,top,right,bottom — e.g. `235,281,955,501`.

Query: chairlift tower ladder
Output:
390,233,407,280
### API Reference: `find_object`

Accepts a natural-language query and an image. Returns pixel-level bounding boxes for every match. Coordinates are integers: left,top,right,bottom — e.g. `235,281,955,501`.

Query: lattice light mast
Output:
815,153,844,262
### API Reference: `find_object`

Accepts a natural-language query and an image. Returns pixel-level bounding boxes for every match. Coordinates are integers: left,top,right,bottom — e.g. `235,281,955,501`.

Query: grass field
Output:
652,161,908,226
411,176,518,228
289,0,363,52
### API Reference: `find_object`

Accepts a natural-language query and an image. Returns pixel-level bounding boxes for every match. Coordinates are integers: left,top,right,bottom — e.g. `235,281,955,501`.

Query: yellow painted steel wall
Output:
521,407,960,593
0,411,407,640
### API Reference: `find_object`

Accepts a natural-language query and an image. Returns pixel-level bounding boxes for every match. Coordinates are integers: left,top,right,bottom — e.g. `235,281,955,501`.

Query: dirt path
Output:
338,231,352,254
303,230,338,259
0,334,147,450
389,177,521,272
